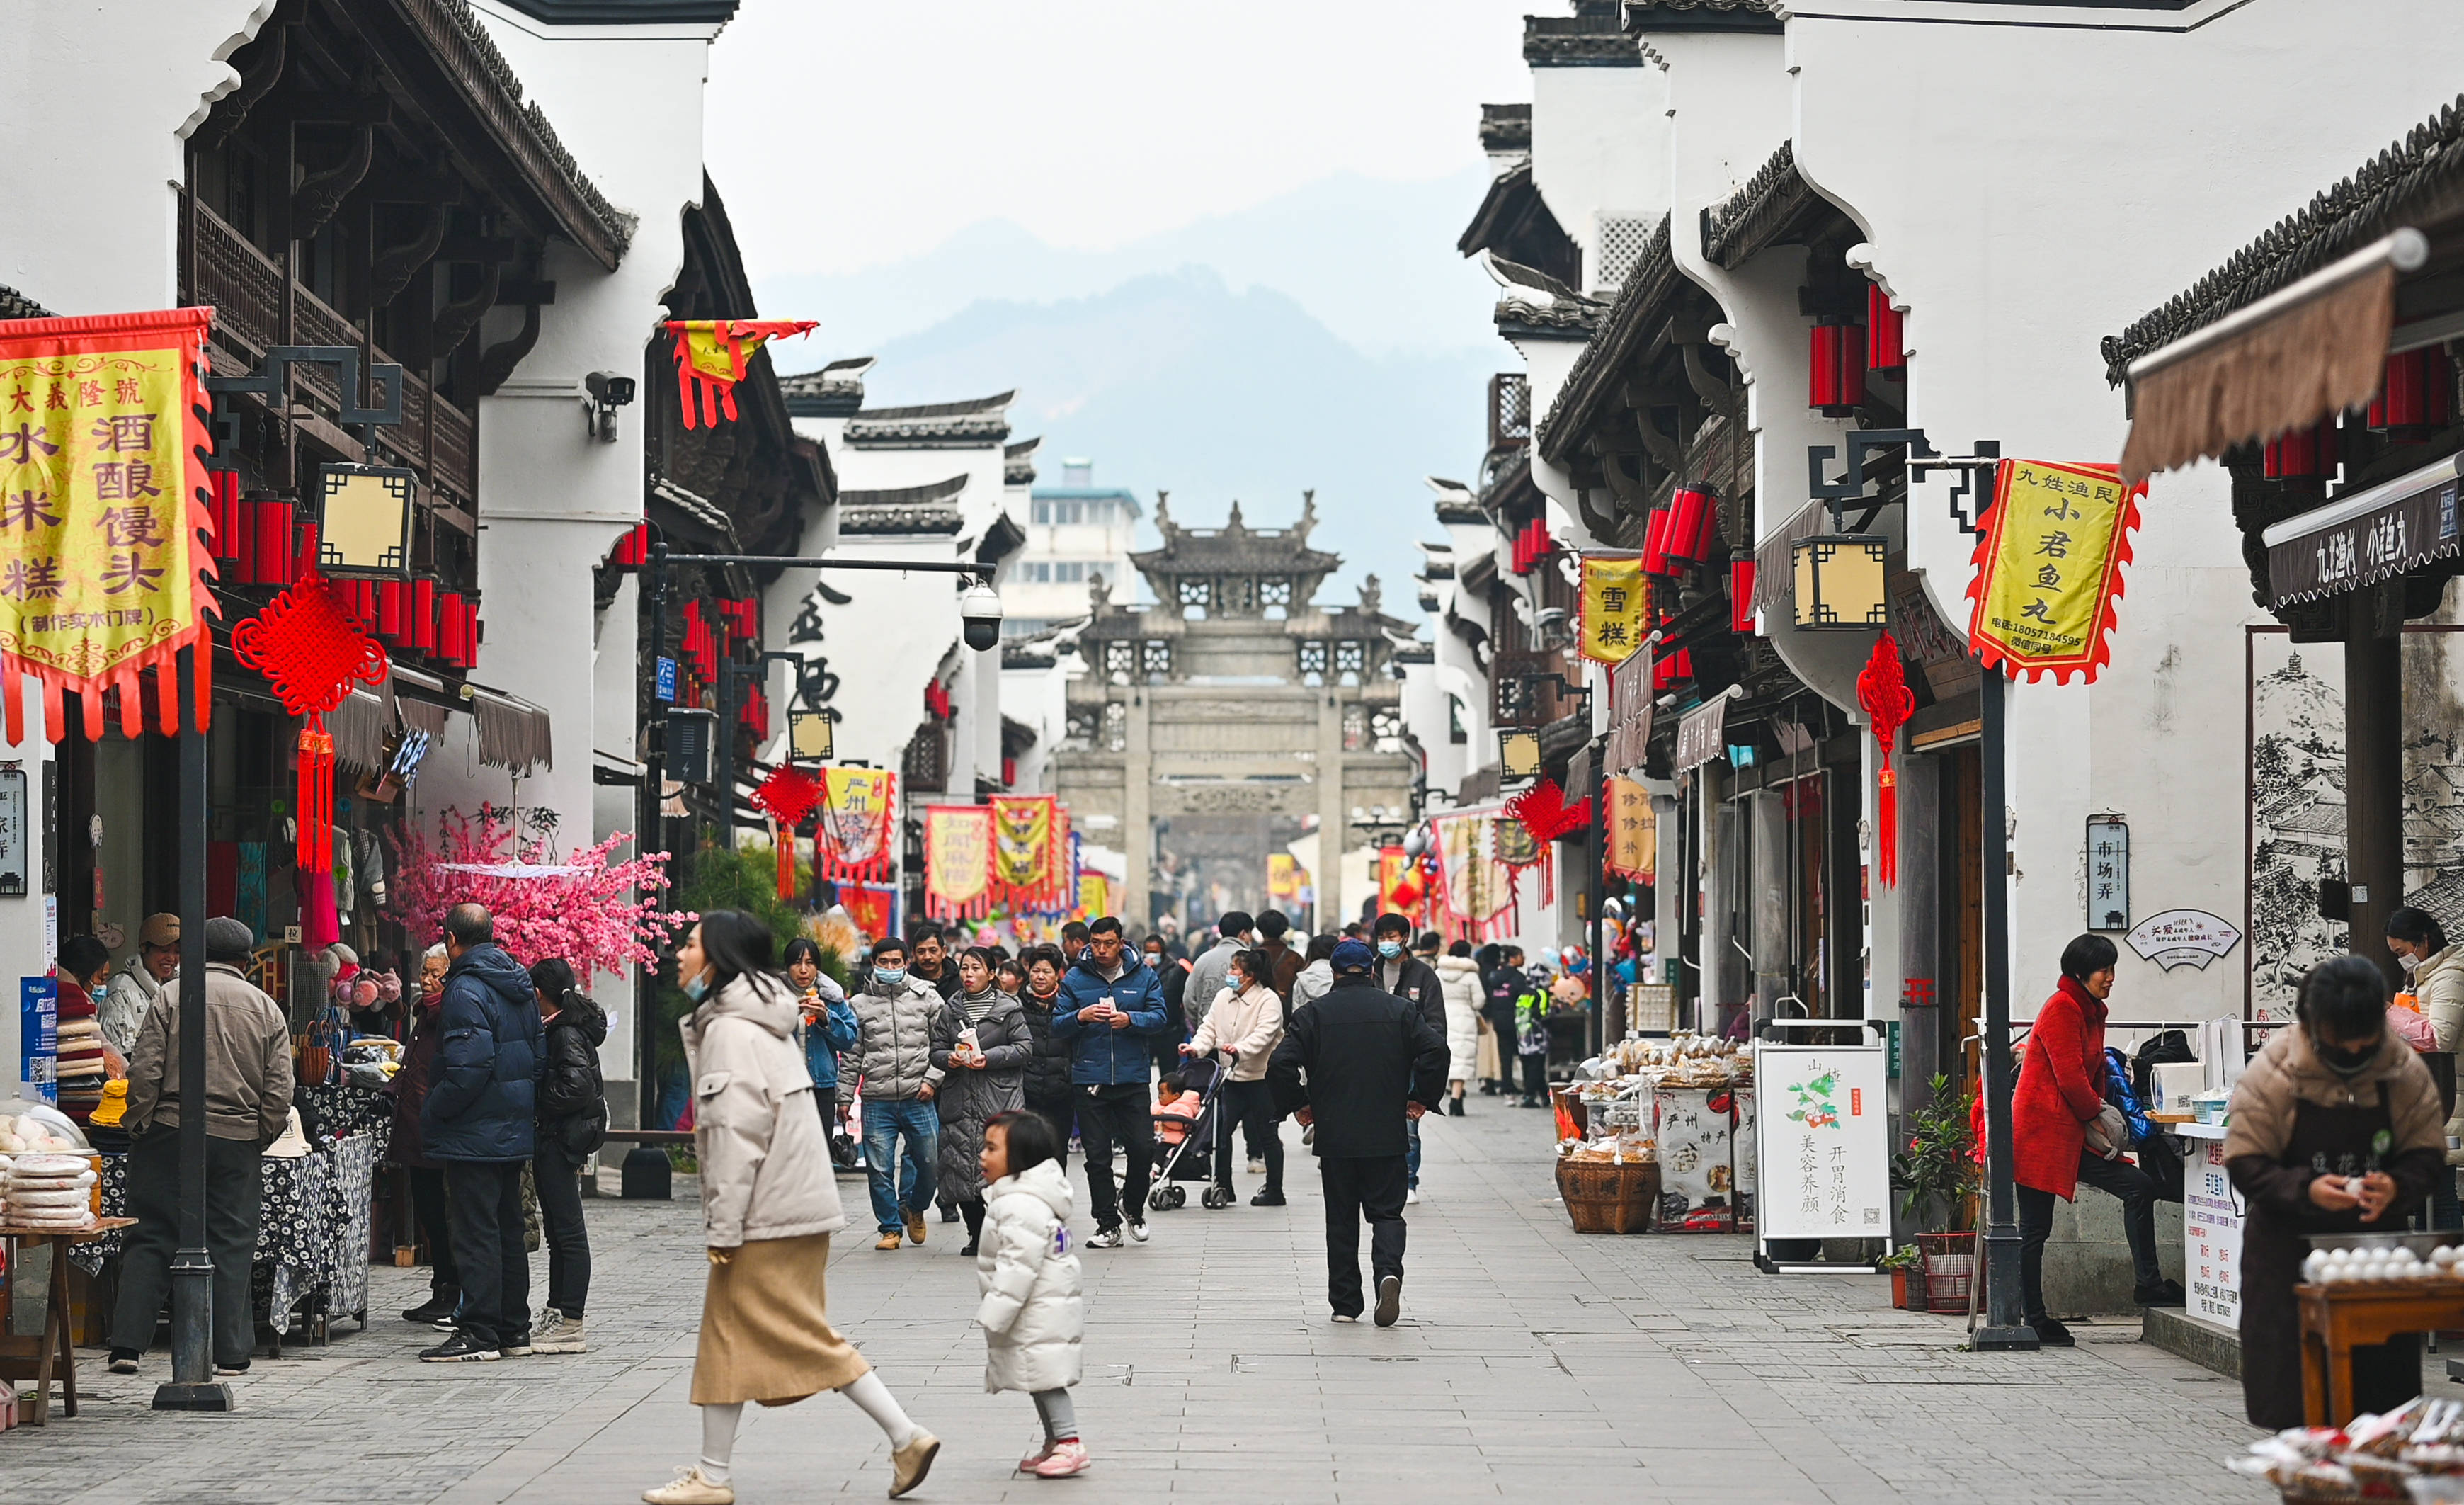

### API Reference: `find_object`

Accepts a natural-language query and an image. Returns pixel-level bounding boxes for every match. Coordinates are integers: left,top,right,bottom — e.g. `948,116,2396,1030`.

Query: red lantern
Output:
1730,559,1757,635
610,523,649,567
252,499,292,588
438,591,467,664
1866,285,1905,377
1665,488,1714,564
462,599,481,667
377,579,406,640
1810,321,1866,416
411,578,437,654
1640,509,1671,574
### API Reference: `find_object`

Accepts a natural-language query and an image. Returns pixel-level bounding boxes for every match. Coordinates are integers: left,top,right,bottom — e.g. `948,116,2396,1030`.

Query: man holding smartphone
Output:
1054,915,1169,1247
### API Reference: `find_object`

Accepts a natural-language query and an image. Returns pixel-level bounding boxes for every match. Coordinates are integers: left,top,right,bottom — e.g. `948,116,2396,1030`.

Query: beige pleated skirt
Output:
690,1232,871,1406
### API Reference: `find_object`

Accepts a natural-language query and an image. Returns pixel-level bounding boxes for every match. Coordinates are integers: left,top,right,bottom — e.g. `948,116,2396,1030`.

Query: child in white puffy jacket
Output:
976,1108,1088,1478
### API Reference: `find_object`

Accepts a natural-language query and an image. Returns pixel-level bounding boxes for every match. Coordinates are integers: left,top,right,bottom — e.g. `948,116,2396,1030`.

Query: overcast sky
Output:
705,2,1533,278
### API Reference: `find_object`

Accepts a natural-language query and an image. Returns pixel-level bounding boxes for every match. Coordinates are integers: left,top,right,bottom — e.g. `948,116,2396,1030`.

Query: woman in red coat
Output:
2011,934,2178,1346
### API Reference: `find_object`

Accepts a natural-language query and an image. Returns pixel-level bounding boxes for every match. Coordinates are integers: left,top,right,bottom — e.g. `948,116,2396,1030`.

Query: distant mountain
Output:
857,268,1496,600
756,167,1498,362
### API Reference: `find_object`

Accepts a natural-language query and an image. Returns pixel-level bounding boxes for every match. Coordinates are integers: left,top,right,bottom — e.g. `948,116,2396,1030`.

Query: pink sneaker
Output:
1033,1440,1090,1478
1019,1438,1056,1472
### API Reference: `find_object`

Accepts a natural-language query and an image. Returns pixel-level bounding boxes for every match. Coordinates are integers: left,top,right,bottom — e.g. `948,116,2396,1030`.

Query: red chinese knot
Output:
1856,632,1916,889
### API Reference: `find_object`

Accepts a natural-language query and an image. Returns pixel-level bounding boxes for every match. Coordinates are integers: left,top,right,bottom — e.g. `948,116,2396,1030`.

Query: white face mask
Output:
2401,951,2423,976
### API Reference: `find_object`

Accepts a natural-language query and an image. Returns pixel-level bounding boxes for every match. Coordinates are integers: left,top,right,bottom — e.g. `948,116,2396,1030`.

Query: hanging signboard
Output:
1751,1039,1891,1253
2086,816,2131,931
1672,695,1729,774
2263,451,2464,608
1576,554,1648,664
19,973,55,1103
1606,647,1652,775
1606,777,1654,880
0,763,25,895
1964,459,2142,684
2125,908,2241,971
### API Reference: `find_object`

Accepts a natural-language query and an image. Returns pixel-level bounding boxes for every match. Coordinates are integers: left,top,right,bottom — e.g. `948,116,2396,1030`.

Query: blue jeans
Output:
863,1098,939,1234
1406,1115,1422,1190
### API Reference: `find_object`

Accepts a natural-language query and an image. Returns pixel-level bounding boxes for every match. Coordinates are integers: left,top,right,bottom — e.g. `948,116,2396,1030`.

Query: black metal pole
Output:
715,650,735,846
1973,664,2037,1350
156,643,231,1409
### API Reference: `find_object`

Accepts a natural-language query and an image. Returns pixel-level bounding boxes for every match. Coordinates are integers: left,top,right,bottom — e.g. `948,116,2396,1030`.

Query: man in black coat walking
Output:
1270,939,1448,1327
419,902,544,1362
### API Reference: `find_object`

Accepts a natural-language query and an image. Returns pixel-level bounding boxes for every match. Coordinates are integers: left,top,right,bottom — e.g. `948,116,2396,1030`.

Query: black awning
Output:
2263,451,2464,606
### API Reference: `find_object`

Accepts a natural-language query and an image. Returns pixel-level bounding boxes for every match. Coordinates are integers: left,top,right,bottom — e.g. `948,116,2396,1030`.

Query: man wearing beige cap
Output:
100,913,179,1060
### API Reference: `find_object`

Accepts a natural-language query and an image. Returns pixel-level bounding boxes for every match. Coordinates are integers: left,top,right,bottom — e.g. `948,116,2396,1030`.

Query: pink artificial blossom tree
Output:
388,806,690,984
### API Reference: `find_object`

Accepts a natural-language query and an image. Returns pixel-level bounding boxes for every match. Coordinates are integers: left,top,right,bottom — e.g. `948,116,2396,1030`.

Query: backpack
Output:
2130,1029,2195,1104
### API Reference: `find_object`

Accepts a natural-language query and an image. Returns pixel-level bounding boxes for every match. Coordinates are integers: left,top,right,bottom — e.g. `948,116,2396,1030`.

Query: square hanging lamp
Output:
788,708,834,761
1500,728,1544,780
1791,533,1888,630
313,463,416,578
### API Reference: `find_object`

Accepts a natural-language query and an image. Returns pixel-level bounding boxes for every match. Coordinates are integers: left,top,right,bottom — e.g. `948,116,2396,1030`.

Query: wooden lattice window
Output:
1141,640,1172,676
903,721,947,791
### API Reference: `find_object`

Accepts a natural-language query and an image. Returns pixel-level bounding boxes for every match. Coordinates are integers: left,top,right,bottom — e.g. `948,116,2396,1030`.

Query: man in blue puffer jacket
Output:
419,902,545,1361
1054,915,1168,1246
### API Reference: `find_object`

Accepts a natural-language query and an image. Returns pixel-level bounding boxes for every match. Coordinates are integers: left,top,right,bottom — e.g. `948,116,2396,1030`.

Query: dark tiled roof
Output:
1702,140,1804,268
2104,93,2464,385
490,0,740,18
0,285,53,321
1459,161,1539,256
840,475,967,508
780,357,870,418
1479,103,1531,155
1435,500,1488,526
845,390,1013,448
1524,11,1638,67
1536,214,1676,459
838,506,962,536
1624,0,1780,33
1005,436,1041,487
424,0,634,265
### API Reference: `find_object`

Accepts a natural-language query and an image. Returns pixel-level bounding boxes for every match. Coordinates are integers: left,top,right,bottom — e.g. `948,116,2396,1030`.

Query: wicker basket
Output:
1917,1231,1978,1315
1556,1158,1659,1234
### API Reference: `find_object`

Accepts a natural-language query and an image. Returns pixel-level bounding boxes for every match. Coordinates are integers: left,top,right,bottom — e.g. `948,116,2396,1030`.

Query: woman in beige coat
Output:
1182,949,1287,1205
644,911,940,1505
2389,905,2464,1229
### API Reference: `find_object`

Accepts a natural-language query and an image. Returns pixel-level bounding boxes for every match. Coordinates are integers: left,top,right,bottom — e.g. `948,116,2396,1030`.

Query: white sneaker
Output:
1407,1188,1421,1205
1127,1220,1151,1243
1087,1227,1124,1249
1248,1158,1266,1175
642,1467,734,1505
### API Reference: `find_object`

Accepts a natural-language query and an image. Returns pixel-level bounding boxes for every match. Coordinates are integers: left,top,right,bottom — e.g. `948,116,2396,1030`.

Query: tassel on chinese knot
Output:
297,725,335,869
775,820,796,902
1856,632,1916,888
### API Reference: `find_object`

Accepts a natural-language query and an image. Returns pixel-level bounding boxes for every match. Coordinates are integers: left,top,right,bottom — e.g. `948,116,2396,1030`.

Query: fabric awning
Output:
1606,648,1652,776
1672,691,1733,774
330,680,398,775
2261,450,2464,606
469,686,553,776
2118,229,2427,484
1753,500,1829,619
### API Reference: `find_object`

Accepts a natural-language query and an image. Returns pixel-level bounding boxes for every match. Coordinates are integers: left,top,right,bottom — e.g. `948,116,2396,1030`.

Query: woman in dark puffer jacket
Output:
530,958,607,1354
1016,945,1077,1168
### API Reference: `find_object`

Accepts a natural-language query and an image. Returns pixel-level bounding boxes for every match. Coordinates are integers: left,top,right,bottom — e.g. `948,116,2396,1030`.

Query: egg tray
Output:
2298,1274,2464,1291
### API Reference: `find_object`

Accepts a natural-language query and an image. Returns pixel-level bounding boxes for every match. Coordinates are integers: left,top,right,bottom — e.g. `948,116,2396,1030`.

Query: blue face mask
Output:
682,972,709,1001
1376,940,1403,960
874,967,908,989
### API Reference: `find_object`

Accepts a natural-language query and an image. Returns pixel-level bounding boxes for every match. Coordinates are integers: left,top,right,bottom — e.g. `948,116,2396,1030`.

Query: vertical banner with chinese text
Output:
0,307,217,742
923,805,993,920
815,767,897,883
988,793,1065,912
1607,777,1655,882
1578,554,1648,664
1966,459,2142,683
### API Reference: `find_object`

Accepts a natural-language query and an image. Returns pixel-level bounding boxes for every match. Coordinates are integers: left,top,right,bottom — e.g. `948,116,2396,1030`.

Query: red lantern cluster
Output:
2263,419,2340,481
2369,349,2453,432
719,598,758,644
1643,489,1719,576
739,681,770,739
608,523,651,567
1866,285,1905,379
1810,319,1866,416
209,494,303,588
1510,515,1553,574
681,601,719,685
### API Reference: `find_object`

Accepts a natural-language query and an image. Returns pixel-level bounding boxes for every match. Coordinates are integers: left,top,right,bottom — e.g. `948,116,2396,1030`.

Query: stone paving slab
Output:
0,1101,2286,1504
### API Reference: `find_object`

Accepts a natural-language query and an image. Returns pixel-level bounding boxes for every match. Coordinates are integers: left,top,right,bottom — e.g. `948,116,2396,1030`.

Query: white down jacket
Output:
1436,955,1482,1084
683,972,848,1249
974,1158,1085,1394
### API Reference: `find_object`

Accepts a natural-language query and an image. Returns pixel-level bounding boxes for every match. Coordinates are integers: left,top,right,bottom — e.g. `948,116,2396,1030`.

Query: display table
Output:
2298,1281,2464,1426
0,1218,137,1426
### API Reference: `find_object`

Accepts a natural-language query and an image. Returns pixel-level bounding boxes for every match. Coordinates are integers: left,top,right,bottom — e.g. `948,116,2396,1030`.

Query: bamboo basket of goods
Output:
1555,1149,1659,1234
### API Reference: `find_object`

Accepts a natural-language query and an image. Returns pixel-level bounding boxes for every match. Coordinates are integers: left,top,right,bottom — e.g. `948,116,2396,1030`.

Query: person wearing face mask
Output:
2388,907,2464,1230
1370,913,1446,1204
2226,953,2448,1429
2009,934,2177,1346
847,937,949,1251
1016,945,1078,1166
392,944,462,1324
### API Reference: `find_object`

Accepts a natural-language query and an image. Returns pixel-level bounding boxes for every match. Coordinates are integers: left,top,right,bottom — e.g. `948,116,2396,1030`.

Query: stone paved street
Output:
2,1107,2271,1504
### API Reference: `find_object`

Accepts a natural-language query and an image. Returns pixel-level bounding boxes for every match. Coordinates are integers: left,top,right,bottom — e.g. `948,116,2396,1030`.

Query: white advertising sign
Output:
2184,1135,2245,1333
2126,909,2242,972
1752,1043,1890,1241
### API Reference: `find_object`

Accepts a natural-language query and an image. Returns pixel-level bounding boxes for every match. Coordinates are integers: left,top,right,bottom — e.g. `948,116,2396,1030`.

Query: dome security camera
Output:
961,579,1004,651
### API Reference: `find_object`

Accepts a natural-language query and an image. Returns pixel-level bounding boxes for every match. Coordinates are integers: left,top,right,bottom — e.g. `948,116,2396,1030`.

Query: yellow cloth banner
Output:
1077,873,1108,919
1607,778,1655,881
923,805,992,918
991,795,1053,888
1578,555,1648,664
0,307,215,742
1966,460,2140,684
1268,853,1303,902
816,767,896,879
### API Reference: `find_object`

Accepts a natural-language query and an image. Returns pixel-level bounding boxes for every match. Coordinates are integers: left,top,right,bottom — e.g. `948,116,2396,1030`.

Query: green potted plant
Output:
1874,1244,1924,1311
1890,1075,1980,1314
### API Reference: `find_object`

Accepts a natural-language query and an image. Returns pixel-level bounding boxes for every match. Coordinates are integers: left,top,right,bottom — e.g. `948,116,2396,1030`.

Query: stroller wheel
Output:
1202,1185,1231,1210
1148,1187,1170,1212
1165,1184,1188,1210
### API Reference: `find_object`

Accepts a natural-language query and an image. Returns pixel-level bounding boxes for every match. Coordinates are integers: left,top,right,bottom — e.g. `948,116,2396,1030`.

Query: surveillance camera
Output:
1532,606,1568,628
960,579,1004,651
585,371,637,407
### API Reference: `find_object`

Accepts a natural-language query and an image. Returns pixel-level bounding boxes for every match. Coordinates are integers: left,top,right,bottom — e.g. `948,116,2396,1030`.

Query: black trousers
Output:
408,1164,460,1292
1076,1084,1154,1231
2017,1150,2166,1322
110,1128,261,1366
533,1140,591,1319
1318,1153,1409,1317
1519,1050,1551,1101
1027,1093,1073,1170
443,1159,530,1347
1213,1078,1283,1193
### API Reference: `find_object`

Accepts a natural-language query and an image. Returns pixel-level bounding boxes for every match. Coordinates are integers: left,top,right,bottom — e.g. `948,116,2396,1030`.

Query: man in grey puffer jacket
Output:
848,936,948,1249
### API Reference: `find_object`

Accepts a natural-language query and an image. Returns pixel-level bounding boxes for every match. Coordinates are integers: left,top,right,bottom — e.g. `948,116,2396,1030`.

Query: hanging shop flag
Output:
663,319,819,430
835,883,896,943
1577,554,1648,664
1076,871,1109,920
923,804,994,920
0,307,218,742
814,767,897,884
1607,778,1655,882
1268,853,1305,907
1965,459,2143,683
231,570,389,876
988,794,1064,911
1856,632,1916,889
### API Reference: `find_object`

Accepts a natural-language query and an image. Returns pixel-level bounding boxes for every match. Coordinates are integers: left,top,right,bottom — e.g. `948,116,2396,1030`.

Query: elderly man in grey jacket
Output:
847,936,949,1250
107,917,292,1378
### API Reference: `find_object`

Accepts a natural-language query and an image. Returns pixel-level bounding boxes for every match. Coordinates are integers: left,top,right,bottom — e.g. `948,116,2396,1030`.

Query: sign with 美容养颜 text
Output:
1750,1042,1890,1243
1966,459,2140,685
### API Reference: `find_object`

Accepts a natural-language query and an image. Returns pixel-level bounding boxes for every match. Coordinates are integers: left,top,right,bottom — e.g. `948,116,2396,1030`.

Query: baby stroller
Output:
1148,1053,1236,1211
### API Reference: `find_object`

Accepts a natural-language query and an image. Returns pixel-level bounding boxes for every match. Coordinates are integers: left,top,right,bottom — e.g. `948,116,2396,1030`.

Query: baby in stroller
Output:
1148,1058,1238,1210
